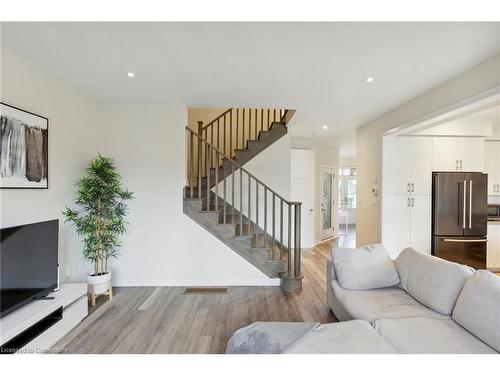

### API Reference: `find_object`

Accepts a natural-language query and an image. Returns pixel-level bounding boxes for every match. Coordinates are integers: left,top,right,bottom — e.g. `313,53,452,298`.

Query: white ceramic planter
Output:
87,271,112,295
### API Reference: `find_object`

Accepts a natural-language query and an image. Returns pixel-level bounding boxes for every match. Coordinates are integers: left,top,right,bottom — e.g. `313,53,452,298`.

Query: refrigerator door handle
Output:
469,180,473,229
442,238,488,243
462,180,467,229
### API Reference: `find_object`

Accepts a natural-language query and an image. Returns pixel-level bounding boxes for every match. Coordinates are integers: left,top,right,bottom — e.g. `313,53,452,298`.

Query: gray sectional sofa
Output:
226,246,500,354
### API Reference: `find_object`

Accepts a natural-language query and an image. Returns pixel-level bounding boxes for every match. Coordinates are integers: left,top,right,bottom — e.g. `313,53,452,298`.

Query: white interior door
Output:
291,149,315,248
320,166,335,240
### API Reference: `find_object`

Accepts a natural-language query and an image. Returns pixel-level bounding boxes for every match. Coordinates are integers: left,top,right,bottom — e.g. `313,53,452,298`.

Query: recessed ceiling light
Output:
365,76,374,83
127,72,135,78
322,125,328,130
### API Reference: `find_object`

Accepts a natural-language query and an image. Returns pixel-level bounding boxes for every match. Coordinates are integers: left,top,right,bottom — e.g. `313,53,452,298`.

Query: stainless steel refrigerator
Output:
431,172,487,269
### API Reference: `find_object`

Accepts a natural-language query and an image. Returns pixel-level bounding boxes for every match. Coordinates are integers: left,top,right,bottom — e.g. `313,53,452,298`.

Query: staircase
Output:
183,108,303,292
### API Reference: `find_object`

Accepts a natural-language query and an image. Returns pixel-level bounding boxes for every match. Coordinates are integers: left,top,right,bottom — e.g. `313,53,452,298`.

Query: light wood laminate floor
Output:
56,239,338,354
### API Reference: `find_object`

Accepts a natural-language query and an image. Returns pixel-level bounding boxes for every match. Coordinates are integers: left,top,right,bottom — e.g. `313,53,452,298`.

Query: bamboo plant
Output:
63,155,134,276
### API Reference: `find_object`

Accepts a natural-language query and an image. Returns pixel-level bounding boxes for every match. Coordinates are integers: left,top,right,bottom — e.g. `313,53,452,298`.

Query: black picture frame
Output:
0,102,49,189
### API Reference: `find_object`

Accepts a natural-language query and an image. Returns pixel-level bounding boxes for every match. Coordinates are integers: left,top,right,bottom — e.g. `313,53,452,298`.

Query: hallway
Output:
337,224,356,248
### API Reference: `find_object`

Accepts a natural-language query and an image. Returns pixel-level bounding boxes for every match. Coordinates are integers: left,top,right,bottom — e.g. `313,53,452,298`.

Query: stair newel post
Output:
189,129,194,198
239,169,243,235
272,193,276,259
215,150,219,212
197,122,203,199
231,163,235,223
255,182,259,245
206,141,211,209
288,203,292,276
248,176,251,235
280,199,284,260
264,187,268,256
223,156,226,224
267,109,270,131
294,202,302,278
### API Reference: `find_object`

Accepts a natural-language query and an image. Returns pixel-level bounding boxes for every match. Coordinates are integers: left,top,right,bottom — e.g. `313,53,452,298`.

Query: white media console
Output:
0,283,87,354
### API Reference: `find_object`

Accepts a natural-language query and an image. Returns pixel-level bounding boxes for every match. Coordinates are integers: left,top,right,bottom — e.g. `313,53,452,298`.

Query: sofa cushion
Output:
331,280,448,322
452,270,500,352
225,322,318,354
331,244,400,290
394,247,473,315
374,317,496,354
283,320,397,354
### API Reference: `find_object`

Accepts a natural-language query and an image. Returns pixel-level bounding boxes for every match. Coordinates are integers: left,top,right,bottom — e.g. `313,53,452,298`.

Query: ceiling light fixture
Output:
365,76,374,83
322,125,328,130
127,72,135,78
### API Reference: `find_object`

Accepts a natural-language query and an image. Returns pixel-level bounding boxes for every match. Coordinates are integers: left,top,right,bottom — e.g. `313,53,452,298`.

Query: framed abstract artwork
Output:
0,102,48,189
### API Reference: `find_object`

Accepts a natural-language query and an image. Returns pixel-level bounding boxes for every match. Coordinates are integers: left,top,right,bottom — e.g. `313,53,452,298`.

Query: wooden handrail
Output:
187,127,298,207
201,108,233,130
185,114,303,284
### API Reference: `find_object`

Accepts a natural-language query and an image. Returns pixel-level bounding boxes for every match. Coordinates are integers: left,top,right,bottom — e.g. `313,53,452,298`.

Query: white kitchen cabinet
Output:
432,137,485,172
485,142,496,195
484,141,500,195
384,134,486,259
393,195,411,255
393,137,411,195
390,194,431,256
409,195,431,254
411,137,433,195
393,136,432,195
432,137,460,171
460,137,485,172
487,223,500,270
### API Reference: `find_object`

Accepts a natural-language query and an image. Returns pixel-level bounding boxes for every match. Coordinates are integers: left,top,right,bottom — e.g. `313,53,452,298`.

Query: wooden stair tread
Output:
183,113,296,283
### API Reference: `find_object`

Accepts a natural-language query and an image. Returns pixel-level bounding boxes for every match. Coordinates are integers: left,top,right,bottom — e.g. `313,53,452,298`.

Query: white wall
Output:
291,138,340,244
411,117,492,137
1,48,282,286
98,104,279,286
0,48,101,282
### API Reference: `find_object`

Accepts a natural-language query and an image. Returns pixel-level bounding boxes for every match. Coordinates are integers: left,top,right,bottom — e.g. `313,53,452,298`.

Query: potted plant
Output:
64,155,133,300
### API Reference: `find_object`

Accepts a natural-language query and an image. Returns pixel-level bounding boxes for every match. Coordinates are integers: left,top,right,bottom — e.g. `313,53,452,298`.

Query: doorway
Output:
338,166,357,248
320,166,335,240
290,149,315,248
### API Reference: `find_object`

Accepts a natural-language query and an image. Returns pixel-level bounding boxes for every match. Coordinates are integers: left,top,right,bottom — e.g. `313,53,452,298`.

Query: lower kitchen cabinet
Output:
487,223,500,271
389,194,431,256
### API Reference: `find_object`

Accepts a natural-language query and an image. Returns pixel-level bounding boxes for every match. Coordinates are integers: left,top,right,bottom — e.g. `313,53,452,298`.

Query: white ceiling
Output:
2,22,500,158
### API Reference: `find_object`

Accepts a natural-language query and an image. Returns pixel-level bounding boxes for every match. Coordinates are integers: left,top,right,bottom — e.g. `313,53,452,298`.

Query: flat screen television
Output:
1,220,58,318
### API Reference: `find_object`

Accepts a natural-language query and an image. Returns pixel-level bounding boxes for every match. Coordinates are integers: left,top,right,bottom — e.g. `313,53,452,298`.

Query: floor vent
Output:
183,287,229,294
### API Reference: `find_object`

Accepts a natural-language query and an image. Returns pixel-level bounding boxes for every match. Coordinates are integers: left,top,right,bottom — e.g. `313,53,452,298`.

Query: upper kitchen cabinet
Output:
485,141,496,195
393,136,432,195
485,141,500,195
411,137,433,194
432,137,485,172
